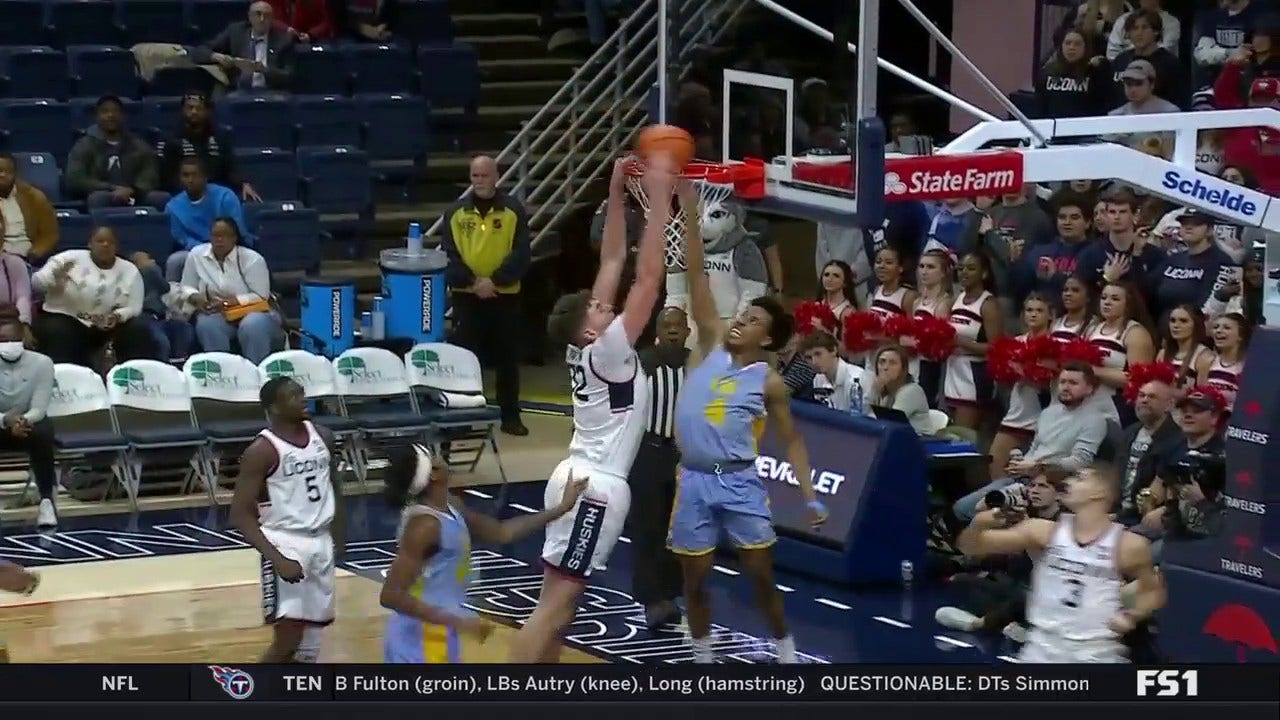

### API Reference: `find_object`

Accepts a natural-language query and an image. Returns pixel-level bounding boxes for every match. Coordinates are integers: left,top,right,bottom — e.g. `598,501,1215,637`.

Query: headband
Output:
408,443,434,495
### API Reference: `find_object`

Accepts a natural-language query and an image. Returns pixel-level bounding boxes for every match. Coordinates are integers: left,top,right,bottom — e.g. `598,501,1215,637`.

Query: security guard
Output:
441,155,531,436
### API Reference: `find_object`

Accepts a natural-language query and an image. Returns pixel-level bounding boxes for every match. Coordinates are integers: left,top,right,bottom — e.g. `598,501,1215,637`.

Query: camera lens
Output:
984,490,1007,509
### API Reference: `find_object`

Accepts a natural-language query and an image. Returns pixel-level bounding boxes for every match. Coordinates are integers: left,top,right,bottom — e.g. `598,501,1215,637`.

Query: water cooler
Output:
299,278,356,357
379,247,449,343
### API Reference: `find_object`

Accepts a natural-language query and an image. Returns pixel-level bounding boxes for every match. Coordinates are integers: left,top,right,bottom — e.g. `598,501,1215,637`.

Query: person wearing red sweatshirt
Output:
1222,77,1280,196
268,0,334,42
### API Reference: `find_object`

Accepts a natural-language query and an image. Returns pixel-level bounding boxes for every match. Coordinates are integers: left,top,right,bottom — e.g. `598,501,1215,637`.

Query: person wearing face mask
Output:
0,317,57,528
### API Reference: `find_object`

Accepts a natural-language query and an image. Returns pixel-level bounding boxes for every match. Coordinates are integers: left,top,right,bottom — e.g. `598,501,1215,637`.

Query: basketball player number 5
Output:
305,476,322,502
569,364,589,403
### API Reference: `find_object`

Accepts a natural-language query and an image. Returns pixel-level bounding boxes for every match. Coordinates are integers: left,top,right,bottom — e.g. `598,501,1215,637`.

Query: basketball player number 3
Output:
1062,578,1084,608
305,476,322,503
569,364,589,403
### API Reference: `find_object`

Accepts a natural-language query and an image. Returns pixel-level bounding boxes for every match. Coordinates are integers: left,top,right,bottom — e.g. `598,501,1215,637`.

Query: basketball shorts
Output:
541,458,630,580
384,613,464,663
1017,628,1128,663
260,526,336,625
668,464,774,556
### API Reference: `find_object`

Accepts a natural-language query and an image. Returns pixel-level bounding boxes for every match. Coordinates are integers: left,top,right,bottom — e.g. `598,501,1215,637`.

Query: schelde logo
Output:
1160,171,1260,218
884,152,1023,200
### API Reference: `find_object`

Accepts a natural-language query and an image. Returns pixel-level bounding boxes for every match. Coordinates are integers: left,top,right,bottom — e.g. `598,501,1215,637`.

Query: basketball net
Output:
623,166,737,271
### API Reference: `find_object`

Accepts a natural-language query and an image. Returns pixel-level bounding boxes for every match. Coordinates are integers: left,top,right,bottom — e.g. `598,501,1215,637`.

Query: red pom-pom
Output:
1123,361,1179,404
1022,333,1060,385
1059,337,1104,366
882,313,916,341
988,336,1025,386
793,301,838,335
1025,333,1061,363
914,314,957,362
842,310,883,353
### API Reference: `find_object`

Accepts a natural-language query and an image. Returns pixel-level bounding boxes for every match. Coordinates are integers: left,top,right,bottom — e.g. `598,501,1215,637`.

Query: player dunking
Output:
506,155,672,663
670,178,827,664
957,463,1164,663
231,377,344,663
380,443,587,663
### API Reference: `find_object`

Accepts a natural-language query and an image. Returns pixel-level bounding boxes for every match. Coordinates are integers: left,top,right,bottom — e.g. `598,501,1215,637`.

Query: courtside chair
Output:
258,350,365,487
105,360,219,506
403,342,507,505
331,347,434,477
45,363,135,511
183,353,269,477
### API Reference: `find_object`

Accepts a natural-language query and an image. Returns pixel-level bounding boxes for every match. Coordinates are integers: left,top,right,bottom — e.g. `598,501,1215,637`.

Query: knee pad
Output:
292,626,324,663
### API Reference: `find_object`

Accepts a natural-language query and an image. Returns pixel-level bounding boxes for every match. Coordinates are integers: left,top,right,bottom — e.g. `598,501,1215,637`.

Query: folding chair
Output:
105,360,218,505
258,350,364,487
183,352,267,476
403,342,507,504
45,363,135,510
331,347,434,476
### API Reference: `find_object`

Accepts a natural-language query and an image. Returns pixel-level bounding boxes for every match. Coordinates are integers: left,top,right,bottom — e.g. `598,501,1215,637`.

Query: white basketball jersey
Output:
1027,515,1125,641
258,421,335,534
566,317,649,478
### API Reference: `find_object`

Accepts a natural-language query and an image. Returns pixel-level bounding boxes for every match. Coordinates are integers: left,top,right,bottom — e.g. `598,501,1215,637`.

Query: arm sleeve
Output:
238,254,272,304
490,204,532,286
1060,416,1107,471
440,209,476,288
590,317,639,383
29,254,59,293
22,358,54,424
1105,15,1128,60
114,265,146,321
10,258,33,325
222,191,254,246
65,137,112,196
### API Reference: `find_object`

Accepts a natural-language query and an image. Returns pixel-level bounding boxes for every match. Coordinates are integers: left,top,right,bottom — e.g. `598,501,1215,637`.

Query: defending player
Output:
380,443,587,663
956,463,1164,663
506,155,672,663
231,377,344,663
670,178,827,664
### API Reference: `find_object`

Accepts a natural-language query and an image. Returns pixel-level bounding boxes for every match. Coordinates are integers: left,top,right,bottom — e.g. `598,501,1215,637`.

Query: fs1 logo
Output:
1136,669,1198,697
209,666,255,700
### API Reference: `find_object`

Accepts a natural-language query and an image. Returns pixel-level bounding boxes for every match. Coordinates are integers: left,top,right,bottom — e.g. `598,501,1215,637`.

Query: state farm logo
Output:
883,151,1024,200
1224,495,1267,515
1226,425,1269,445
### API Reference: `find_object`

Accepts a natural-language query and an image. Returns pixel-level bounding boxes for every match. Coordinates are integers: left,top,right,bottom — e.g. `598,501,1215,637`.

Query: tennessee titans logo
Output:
209,666,255,700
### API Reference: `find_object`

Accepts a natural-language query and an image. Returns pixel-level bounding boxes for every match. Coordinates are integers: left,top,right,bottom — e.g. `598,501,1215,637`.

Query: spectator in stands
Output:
1194,0,1266,90
442,156,530,437
66,97,170,211
1116,379,1181,524
1108,61,1180,142
1110,9,1187,106
925,198,982,254
0,315,57,528
0,234,32,331
1014,194,1094,304
191,1,297,92
165,158,252,282
180,217,281,364
974,188,1053,315
776,330,817,401
795,78,842,151
158,93,262,202
31,227,155,367
131,252,195,362
864,344,932,435
886,111,917,153
1205,244,1264,325
268,0,335,42
673,82,718,160
1035,27,1110,118
0,153,58,264
1156,304,1215,390
1070,0,1130,47
1107,0,1181,59
1213,13,1280,109
952,361,1108,523
800,330,864,410
1076,188,1165,295
1151,210,1239,318
1221,77,1280,195
331,0,397,42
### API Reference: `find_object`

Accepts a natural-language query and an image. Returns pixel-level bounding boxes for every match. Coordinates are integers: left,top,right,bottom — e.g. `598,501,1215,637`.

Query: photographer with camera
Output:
1136,387,1227,561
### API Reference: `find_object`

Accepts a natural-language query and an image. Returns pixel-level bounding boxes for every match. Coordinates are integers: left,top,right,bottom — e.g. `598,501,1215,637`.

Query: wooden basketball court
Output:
0,547,599,663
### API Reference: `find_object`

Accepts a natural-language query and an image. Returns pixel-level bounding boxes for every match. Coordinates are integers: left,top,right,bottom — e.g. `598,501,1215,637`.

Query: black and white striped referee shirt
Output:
638,345,688,438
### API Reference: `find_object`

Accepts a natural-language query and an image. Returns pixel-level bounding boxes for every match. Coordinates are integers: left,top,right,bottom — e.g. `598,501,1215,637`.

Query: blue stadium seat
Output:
0,99,73,164
292,46,349,96
355,93,428,171
141,96,183,138
296,145,373,221
0,1,48,48
417,44,480,110
13,152,64,204
346,43,416,95
118,0,190,45
89,207,173,261
147,66,215,97
49,0,121,48
234,148,298,202
67,45,141,99
223,92,293,150
68,96,141,135
398,0,455,46
189,0,245,41
293,95,361,148
0,47,68,100
246,201,322,274
55,209,94,249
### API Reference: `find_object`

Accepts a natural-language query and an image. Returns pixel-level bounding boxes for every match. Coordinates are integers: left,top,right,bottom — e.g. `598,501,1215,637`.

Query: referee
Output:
628,306,688,629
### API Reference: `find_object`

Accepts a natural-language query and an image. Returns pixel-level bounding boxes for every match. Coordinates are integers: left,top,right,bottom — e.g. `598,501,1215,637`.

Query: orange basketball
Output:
635,124,696,171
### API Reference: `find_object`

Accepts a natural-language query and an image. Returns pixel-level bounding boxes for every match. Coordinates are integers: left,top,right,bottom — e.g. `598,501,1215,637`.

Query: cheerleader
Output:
944,252,1003,430
817,260,858,326
1089,282,1155,426
1207,313,1248,412
1156,304,1215,393
1050,276,1097,342
869,246,917,321
990,293,1053,480
905,246,952,407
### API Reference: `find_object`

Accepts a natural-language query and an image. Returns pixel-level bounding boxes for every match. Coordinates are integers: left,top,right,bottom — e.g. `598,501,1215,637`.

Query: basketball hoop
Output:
622,158,765,271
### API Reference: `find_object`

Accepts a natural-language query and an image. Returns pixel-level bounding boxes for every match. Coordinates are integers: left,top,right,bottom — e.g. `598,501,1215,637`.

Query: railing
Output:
424,0,751,247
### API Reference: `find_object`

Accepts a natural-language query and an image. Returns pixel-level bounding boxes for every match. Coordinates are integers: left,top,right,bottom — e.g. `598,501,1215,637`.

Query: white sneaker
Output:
1002,622,1027,644
934,606,982,632
36,499,57,528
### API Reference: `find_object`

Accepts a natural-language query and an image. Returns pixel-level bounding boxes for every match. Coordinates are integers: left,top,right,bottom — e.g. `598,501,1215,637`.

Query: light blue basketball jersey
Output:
383,503,474,663
674,348,769,469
